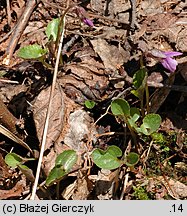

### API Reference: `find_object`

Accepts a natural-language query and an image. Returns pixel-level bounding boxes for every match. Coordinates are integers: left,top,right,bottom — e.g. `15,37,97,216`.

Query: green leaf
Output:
5,153,23,168
125,152,139,167
84,100,96,109
140,114,161,135
131,68,147,100
128,107,140,129
0,70,7,77
45,18,60,42
55,150,77,172
18,44,47,59
18,164,35,183
46,166,66,186
107,145,123,157
91,145,122,170
111,99,130,116
130,107,140,120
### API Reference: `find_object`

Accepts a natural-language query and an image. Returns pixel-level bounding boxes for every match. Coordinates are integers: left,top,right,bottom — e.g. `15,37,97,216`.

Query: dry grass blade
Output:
0,124,32,153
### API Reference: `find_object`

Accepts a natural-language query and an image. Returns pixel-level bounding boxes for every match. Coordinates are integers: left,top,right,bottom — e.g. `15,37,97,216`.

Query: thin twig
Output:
0,24,18,43
94,105,111,125
30,16,66,200
6,0,11,25
130,0,137,29
120,172,129,200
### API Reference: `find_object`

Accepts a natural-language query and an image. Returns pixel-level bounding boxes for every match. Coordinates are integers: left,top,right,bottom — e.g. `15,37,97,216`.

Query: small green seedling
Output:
5,153,35,182
18,44,48,60
111,99,161,136
137,113,161,135
131,68,149,115
18,17,63,68
45,18,60,42
46,150,77,186
18,6,94,68
131,68,147,100
84,100,96,109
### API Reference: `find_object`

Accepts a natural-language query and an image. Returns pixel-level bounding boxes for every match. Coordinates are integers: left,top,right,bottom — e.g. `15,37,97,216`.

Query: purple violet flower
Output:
160,51,182,72
149,49,182,72
74,6,94,27
82,18,94,27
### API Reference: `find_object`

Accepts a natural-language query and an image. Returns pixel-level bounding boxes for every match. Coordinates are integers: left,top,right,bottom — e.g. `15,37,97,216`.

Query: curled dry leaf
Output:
32,83,65,150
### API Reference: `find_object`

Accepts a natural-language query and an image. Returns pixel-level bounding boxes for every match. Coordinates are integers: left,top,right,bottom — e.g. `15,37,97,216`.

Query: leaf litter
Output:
0,0,186,200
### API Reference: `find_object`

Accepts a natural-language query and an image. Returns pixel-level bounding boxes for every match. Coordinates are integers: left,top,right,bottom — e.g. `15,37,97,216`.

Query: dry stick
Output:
130,0,137,29
4,0,41,65
6,0,11,25
0,24,18,43
30,16,66,200
120,172,129,200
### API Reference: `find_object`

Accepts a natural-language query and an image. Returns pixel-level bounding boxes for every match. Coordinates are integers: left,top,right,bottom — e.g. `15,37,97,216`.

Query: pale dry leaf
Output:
64,109,96,152
91,38,129,71
33,83,65,150
72,176,91,200
61,181,77,200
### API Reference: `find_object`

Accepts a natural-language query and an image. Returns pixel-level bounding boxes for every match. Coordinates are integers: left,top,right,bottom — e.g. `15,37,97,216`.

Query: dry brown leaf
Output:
158,176,187,199
72,172,93,200
89,169,119,200
33,83,65,150
0,153,12,185
0,176,26,199
91,38,129,71
42,94,80,176
90,0,130,17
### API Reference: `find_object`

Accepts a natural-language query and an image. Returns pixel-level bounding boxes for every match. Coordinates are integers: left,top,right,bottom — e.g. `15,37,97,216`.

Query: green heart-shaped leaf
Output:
125,152,139,167
18,44,47,59
91,145,122,170
111,99,130,116
140,114,161,135
55,150,77,172
107,145,122,157
46,166,66,186
85,100,96,109
5,153,23,168
45,18,60,42
131,68,147,100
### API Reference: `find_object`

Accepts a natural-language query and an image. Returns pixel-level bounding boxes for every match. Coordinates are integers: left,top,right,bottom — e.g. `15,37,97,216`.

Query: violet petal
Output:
162,51,183,58
83,18,94,27
161,57,178,72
